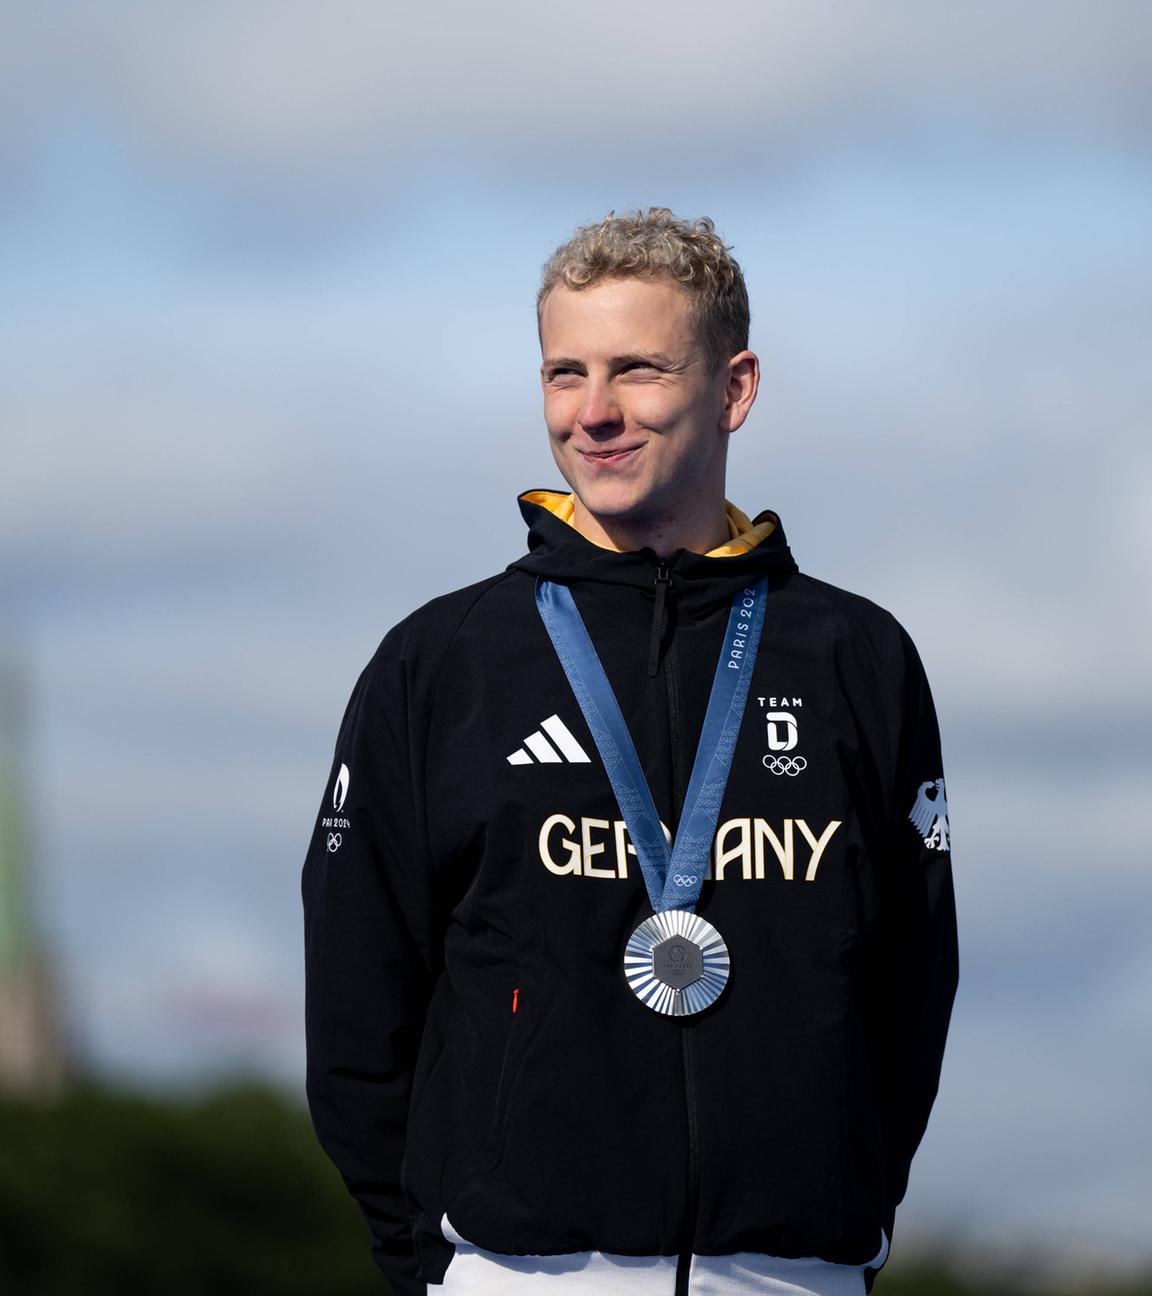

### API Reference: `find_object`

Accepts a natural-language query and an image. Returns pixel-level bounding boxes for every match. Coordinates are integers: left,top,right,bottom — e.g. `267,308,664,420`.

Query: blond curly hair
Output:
537,208,750,372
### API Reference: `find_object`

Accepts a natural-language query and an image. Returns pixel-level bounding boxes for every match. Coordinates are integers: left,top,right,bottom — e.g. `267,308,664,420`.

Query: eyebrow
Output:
541,352,677,372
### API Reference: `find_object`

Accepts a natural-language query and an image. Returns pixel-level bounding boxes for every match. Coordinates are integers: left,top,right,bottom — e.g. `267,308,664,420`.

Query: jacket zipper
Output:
676,1025,700,1296
647,562,671,677
663,619,699,1296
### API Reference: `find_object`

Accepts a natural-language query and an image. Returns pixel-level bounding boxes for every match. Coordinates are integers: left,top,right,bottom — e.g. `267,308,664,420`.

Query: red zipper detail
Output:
511,986,519,1014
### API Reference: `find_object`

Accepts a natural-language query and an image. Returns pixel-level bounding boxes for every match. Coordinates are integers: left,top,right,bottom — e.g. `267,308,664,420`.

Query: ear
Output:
719,351,759,434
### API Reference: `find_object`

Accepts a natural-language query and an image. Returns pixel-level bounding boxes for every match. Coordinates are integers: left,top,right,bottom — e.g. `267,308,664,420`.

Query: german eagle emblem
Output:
908,777,949,851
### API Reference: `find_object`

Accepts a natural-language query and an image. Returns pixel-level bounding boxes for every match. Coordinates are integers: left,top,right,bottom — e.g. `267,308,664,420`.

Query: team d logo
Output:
765,711,798,751
758,698,807,776
909,777,950,851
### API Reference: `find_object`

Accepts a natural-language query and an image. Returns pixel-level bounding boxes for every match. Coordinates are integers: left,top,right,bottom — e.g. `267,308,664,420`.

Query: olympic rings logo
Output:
762,755,808,776
326,832,343,852
672,873,699,886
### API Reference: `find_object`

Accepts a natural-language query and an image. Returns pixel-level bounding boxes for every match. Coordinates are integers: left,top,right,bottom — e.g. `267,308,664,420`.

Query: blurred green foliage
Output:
1,1079,1150,1295
878,1263,1152,1296
0,1079,384,1295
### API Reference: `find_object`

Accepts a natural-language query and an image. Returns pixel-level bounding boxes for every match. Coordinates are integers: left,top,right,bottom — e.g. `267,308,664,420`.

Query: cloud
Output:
0,364,340,536
7,2,1151,170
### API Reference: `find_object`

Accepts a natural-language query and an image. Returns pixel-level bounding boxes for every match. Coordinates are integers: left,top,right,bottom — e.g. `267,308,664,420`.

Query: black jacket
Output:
302,489,958,1295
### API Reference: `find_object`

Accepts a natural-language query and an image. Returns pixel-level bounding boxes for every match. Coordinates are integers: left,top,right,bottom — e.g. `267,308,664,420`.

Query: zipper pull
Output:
647,563,670,677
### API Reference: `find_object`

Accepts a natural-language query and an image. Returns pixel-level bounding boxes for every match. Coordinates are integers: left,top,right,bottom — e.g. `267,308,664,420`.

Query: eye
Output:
622,360,659,373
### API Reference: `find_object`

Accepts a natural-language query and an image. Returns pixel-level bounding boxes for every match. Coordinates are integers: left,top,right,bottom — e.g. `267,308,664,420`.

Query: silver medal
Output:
624,909,730,1017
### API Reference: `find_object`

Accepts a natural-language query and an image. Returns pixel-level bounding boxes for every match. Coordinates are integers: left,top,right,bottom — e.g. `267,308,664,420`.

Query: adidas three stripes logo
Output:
507,714,591,765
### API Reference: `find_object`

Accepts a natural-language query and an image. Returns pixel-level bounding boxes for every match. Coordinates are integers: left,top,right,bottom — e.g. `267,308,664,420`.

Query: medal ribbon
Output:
535,575,768,915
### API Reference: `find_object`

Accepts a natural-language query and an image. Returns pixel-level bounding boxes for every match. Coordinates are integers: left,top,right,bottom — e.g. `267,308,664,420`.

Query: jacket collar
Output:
507,488,799,625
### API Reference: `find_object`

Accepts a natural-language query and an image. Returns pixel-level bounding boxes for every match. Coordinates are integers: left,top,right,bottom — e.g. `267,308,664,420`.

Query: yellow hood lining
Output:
520,490,776,558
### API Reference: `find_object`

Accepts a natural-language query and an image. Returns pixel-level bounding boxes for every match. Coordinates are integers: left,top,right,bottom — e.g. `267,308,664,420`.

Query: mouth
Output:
577,444,643,467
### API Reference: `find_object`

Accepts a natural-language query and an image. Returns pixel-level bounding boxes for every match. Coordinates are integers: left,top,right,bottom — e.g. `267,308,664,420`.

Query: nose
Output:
577,377,622,434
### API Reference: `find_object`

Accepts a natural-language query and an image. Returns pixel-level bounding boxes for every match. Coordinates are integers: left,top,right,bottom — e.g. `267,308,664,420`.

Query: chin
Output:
573,483,649,519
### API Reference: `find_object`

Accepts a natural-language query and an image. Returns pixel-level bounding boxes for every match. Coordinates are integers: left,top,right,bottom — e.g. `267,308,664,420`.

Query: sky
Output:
2,0,1151,1271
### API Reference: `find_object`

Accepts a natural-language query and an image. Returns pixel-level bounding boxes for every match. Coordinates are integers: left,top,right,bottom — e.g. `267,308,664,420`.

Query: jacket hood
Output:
507,488,800,622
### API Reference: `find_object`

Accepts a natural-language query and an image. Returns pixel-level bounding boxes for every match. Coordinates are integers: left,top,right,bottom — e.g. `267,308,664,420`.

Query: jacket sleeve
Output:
871,624,959,1247
301,631,441,1295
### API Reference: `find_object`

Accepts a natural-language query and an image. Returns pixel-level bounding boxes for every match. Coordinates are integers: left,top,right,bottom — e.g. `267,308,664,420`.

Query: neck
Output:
570,494,731,558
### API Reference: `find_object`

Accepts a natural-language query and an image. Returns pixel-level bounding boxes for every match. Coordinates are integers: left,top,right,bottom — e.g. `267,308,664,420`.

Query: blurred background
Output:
2,2,1150,1292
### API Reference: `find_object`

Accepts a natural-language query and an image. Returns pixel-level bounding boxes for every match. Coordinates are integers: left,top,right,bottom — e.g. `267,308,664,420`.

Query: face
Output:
538,277,756,532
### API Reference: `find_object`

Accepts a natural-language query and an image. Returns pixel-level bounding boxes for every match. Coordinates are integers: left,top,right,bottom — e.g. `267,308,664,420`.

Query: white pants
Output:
437,1215,889,1295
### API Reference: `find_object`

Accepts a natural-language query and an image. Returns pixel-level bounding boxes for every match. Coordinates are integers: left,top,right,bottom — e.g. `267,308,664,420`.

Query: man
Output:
302,208,958,1296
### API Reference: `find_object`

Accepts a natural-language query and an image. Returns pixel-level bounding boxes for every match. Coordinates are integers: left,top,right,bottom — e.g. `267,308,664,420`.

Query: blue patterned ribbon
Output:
535,576,768,914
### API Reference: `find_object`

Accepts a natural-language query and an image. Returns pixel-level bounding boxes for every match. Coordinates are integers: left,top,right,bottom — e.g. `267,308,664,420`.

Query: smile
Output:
578,445,643,467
